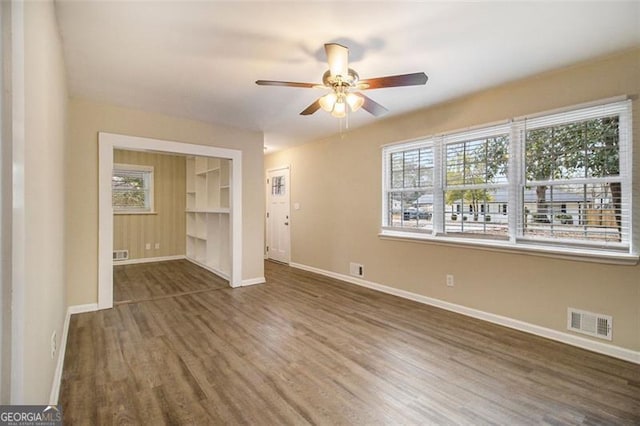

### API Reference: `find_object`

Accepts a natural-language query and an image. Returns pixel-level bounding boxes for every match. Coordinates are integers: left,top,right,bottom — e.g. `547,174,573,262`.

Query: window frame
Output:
112,163,155,214
380,98,636,264
382,138,440,234
383,140,436,233
441,125,511,239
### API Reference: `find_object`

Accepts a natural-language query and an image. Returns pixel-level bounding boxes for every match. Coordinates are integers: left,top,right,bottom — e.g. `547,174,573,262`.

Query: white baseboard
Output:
241,277,266,287
68,303,99,315
184,257,230,281
49,303,99,404
290,262,640,365
113,255,185,265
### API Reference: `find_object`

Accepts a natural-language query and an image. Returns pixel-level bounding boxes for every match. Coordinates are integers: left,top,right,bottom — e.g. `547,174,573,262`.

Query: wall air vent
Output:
113,250,129,261
567,308,612,340
349,262,364,277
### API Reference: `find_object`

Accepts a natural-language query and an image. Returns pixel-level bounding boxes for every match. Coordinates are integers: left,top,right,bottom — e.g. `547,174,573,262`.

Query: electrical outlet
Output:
446,274,455,287
50,331,57,359
145,243,151,250
154,243,160,249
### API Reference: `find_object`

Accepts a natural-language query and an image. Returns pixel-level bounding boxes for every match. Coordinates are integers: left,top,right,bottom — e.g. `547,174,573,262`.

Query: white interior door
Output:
267,167,290,263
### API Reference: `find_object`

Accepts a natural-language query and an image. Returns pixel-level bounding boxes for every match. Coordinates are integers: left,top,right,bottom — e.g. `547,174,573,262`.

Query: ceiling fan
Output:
256,43,428,118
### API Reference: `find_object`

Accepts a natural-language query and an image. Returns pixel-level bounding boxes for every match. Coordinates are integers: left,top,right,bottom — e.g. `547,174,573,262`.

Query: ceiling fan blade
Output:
324,43,349,78
256,80,317,88
360,94,389,117
359,72,428,90
300,99,322,115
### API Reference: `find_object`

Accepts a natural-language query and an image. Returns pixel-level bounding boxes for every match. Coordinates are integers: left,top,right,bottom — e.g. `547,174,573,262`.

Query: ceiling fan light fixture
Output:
346,93,364,112
256,42,428,118
331,100,346,118
319,93,337,112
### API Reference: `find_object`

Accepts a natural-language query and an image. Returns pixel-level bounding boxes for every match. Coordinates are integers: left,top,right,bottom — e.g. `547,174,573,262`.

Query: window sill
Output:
114,211,157,215
378,230,639,265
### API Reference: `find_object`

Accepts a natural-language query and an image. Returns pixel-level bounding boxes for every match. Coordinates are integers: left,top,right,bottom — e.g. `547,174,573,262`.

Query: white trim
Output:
113,163,154,172
49,303,98,405
113,255,185,266
185,208,230,214
67,303,98,315
513,95,629,122
99,132,243,309
182,258,264,287
185,257,229,281
379,118,511,150
290,262,640,365
265,165,291,264
113,211,157,215
241,277,266,287
10,0,25,403
379,96,628,151
265,165,291,173
379,231,638,265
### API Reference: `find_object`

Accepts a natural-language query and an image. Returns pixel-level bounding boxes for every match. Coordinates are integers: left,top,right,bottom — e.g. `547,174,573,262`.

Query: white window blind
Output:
381,98,634,258
520,101,631,249
112,164,154,212
443,125,510,238
383,141,435,232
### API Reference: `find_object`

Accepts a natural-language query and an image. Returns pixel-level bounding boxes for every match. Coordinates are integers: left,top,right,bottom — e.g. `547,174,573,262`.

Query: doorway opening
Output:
99,133,243,310
110,149,233,305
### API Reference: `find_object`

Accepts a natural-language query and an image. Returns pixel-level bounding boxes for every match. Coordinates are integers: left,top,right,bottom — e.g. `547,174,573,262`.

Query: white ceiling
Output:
55,1,640,152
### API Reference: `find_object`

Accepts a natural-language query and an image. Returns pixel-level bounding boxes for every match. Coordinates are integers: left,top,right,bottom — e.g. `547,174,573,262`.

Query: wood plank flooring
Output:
60,260,640,425
114,259,228,304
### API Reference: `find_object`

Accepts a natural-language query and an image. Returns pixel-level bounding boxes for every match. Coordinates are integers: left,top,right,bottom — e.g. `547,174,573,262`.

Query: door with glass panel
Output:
267,167,290,263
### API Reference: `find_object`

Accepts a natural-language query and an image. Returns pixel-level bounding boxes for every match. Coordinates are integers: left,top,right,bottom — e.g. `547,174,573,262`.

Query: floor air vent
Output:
113,250,129,261
567,308,612,340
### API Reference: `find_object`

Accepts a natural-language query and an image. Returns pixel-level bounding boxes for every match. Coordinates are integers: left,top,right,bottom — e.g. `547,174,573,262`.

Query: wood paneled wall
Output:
114,150,186,260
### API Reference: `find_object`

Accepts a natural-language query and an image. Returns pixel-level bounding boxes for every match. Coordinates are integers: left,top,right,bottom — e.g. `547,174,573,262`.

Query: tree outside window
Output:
112,164,154,212
525,116,621,242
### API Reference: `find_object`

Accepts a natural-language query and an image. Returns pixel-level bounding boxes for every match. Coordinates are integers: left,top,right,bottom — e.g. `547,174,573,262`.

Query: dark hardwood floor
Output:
114,259,228,304
60,260,640,425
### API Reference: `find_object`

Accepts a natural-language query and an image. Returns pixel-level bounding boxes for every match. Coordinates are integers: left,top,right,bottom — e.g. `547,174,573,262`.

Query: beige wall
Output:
66,99,264,306
113,150,186,260
266,49,640,352
21,0,68,403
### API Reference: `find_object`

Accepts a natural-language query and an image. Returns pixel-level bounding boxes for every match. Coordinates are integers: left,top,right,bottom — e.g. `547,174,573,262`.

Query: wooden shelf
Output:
185,155,231,280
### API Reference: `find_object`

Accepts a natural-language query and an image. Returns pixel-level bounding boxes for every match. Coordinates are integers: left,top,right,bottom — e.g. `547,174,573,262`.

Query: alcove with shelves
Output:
185,155,231,279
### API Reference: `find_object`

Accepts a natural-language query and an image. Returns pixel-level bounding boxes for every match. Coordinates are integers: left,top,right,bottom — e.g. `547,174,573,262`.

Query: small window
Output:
112,164,154,213
271,175,286,196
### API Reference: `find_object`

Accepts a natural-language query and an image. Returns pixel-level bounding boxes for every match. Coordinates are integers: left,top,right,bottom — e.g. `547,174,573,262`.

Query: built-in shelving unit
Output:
185,155,231,279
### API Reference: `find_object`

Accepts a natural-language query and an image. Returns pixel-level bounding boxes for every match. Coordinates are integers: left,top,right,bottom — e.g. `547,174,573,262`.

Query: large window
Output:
444,129,509,238
112,164,154,213
523,113,626,244
386,144,434,231
381,99,633,258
